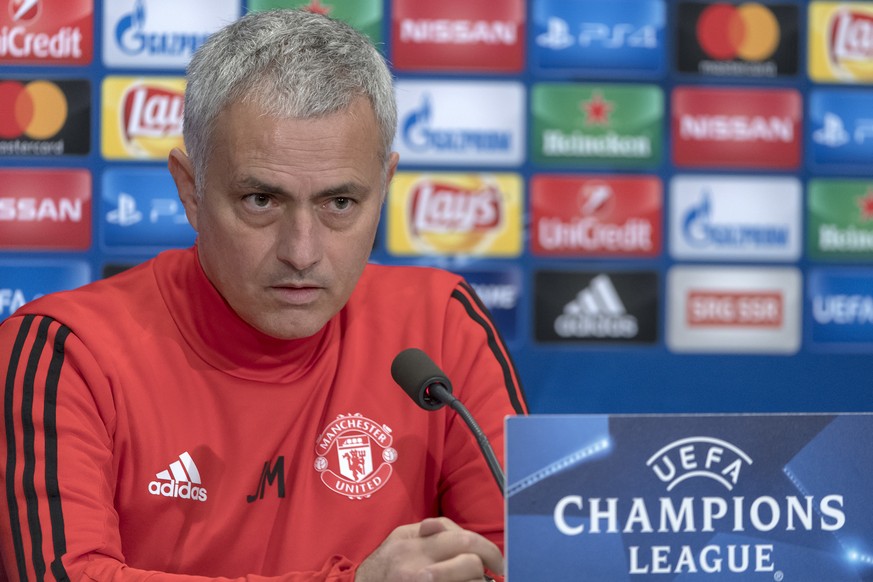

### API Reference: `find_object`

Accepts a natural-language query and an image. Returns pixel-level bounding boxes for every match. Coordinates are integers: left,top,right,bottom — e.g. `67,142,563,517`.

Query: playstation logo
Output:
106,192,143,226
813,112,850,148
537,17,574,50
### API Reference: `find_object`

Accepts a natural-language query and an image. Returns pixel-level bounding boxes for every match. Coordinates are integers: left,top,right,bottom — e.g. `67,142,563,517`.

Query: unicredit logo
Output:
0,23,82,59
0,80,66,139
1,0,83,60
9,0,39,23
0,0,90,64
696,3,779,61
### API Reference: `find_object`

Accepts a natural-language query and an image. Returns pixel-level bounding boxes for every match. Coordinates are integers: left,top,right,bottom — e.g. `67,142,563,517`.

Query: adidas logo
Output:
147,451,208,502
554,274,638,339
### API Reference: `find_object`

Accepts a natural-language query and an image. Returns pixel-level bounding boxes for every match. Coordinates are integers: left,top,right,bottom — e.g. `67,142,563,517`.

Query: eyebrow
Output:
235,177,371,198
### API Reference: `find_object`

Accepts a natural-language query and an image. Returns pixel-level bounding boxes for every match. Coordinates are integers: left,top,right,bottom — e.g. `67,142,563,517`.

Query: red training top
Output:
0,247,526,581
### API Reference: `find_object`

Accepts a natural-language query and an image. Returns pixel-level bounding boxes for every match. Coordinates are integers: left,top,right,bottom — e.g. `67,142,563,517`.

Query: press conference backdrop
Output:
0,0,871,415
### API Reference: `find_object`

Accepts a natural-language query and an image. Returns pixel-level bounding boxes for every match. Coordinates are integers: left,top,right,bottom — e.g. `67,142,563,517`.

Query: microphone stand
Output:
426,382,505,497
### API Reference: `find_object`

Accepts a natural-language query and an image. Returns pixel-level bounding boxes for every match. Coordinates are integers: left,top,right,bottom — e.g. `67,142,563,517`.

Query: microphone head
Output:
391,348,453,411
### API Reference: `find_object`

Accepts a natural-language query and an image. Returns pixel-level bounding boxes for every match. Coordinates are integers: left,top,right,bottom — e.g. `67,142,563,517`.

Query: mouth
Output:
270,284,323,305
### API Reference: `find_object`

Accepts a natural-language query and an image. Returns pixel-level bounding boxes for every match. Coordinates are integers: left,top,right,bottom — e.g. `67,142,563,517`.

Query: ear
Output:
168,147,200,232
381,151,399,204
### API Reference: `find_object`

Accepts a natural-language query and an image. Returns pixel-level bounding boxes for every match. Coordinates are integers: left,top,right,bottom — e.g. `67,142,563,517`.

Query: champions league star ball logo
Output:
646,437,752,491
314,413,398,499
552,435,847,576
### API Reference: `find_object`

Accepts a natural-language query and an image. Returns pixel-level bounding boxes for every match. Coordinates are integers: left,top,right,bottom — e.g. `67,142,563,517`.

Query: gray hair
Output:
183,9,397,190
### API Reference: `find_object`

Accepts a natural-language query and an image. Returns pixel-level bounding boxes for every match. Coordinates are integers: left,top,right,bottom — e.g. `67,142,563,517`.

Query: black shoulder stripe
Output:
3,316,71,582
45,325,71,582
452,284,527,414
22,316,52,581
4,314,35,582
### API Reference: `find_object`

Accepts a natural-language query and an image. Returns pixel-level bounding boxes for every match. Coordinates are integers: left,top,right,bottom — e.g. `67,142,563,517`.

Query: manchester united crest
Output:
314,413,397,499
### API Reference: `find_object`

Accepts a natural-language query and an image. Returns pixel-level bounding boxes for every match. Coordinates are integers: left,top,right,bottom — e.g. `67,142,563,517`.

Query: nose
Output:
275,207,322,272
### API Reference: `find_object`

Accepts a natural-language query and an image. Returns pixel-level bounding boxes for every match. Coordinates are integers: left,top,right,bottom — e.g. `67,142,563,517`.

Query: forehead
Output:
206,97,384,178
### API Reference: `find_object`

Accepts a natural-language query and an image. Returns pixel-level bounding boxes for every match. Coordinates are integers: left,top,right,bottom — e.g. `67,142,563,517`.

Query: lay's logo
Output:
809,2,873,83
388,172,522,257
409,181,501,235
122,85,183,140
101,76,185,160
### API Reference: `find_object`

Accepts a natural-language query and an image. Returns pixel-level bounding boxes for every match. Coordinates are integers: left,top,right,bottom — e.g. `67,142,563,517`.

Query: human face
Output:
170,97,398,340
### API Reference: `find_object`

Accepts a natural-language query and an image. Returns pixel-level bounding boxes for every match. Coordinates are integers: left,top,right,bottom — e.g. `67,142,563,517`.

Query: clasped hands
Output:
356,517,503,582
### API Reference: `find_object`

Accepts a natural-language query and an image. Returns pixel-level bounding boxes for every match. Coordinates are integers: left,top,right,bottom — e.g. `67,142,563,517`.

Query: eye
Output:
328,197,354,212
242,193,274,210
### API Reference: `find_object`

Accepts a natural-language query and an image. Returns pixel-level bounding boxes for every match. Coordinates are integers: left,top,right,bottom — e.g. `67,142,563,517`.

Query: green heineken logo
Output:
248,0,383,44
532,83,663,168
809,179,873,261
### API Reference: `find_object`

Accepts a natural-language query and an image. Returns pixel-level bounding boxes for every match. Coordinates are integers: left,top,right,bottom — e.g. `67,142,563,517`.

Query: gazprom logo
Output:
394,80,525,166
114,0,208,58
103,0,239,69
401,94,512,154
669,176,801,261
681,192,789,250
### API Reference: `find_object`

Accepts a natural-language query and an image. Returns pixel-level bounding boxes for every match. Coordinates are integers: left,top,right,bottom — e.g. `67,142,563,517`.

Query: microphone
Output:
391,348,505,496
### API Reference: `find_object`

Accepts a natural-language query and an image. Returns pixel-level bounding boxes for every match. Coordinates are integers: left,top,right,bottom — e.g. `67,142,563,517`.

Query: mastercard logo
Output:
696,3,780,62
0,80,67,140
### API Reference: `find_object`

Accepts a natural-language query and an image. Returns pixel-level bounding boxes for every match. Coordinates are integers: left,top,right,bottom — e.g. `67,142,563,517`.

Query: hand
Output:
355,517,504,582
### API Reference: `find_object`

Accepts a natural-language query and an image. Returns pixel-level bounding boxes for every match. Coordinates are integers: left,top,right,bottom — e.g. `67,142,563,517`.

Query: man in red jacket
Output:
0,8,526,582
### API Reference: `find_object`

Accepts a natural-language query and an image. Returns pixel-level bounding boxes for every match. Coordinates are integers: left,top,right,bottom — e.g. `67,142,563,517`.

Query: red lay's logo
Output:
122,85,184,141
829,9,873,65
0,0,92,64
388,172,522,257
672,86,801,169
102,76,185,160
409,180,501,235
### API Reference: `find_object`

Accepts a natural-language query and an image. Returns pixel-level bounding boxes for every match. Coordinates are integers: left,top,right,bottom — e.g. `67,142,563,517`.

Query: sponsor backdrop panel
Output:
1,0,872,419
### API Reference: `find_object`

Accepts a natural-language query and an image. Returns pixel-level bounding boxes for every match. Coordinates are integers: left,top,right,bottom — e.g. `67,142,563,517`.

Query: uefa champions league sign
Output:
505,414,873,581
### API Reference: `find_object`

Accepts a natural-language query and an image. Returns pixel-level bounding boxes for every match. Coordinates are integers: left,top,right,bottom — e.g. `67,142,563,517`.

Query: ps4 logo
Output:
813,112,873,148
537,17,658,50
106,193,188,227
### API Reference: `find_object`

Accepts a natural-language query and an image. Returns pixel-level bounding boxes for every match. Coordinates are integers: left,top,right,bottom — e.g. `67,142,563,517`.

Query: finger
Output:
419,553,488,582
422,529,504,576
418,516,459,537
